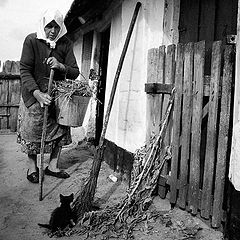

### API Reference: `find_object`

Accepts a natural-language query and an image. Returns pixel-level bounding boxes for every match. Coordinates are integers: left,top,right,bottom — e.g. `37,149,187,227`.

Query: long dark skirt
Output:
17,99,71,155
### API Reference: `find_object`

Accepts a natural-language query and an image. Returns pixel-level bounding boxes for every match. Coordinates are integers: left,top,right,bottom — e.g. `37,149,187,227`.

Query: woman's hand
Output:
33,90,52,107
46,57,66,72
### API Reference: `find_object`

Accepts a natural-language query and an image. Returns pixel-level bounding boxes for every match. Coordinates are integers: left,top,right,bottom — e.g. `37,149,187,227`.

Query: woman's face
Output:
44,20,60,40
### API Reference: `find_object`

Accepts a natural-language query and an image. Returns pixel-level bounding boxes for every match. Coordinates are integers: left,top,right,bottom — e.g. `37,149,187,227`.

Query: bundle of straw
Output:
53,79,92,102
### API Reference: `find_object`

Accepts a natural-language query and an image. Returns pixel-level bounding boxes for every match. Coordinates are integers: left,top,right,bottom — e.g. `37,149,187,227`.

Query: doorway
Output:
95,26,110,145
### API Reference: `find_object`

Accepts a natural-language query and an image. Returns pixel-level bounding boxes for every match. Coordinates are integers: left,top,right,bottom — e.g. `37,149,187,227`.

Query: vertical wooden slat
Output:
146,47,165,141
0,79,9,129
212,45,233,227
9,79,21,131
188,41,205,214
170,43,184,204
157,46,167,198
178,42,194,209
201,41,222,219
159,44,175,198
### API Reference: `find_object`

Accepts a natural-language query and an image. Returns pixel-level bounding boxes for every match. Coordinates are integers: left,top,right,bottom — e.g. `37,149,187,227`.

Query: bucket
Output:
55,94,90,127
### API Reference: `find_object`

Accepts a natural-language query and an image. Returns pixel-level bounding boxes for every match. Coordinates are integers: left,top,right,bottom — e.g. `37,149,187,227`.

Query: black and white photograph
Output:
0,0,239,239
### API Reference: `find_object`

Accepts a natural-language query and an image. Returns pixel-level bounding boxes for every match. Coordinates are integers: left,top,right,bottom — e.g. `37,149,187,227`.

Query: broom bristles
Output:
72,148,103,220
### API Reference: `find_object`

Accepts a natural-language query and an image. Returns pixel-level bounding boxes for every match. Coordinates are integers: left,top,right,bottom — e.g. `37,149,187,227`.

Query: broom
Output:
72,2,142,220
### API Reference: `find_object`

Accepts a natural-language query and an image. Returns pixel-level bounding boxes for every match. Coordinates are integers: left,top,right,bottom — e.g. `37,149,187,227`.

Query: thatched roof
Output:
64,0,118,34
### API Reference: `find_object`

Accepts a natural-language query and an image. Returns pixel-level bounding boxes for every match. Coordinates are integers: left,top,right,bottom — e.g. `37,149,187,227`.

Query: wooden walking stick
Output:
39,69,55,201
73,2,142,220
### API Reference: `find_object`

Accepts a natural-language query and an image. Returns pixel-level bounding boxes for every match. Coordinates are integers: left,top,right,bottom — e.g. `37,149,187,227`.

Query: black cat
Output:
38,193,75,232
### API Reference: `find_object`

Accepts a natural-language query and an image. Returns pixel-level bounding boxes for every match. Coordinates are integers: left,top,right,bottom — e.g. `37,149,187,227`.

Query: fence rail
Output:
145,40,234,228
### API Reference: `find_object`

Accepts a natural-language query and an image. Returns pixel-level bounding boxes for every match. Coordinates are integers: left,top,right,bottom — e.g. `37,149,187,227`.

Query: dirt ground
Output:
0,132,224,240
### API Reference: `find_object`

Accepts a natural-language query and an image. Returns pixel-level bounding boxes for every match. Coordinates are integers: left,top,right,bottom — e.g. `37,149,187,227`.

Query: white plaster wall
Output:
229,0,240,190
105,0,166,152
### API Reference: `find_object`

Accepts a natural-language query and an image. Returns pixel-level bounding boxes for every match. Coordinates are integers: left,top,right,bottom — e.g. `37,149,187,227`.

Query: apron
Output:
17,98,71,155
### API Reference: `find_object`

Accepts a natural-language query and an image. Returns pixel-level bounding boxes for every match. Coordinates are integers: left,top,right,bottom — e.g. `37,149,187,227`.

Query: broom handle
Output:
39,69,54,201
98,2,141,148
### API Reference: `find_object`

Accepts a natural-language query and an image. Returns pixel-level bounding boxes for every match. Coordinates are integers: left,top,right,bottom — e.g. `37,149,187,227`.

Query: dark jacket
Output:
20,33,79,107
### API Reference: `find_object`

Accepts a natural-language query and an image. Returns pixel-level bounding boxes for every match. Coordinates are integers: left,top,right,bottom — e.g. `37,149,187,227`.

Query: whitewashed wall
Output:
104,0,167,152
229,0,240,191
71,0,179,151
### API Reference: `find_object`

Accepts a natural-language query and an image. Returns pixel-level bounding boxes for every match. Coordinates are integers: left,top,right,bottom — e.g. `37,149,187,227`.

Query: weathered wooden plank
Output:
188,41,205,214
146,46,165,142
159,44,175,198
0,79,9,129
201,41,222,219
212,45,233,227
169,43,184,204
178,42,194,209
9,79,21,132
147,46,165,197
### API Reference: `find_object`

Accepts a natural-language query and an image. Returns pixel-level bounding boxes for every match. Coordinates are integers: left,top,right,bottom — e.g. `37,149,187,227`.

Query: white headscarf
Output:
36,9,67,48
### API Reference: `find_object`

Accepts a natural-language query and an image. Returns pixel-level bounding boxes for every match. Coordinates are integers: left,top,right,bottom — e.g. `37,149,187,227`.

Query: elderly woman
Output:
18,9,79,183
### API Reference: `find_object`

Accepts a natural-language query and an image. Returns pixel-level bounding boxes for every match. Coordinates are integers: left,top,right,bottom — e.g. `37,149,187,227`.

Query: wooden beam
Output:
145,75,221,96
145,83,173,94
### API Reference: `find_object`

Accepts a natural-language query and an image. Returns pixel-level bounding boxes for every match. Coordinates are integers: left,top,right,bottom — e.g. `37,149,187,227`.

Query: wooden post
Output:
201,41,222,219
178,42,194,209
188,41,205,214
146,46,165,141
170,43,184,204
212,45,233,227
159,44,175,198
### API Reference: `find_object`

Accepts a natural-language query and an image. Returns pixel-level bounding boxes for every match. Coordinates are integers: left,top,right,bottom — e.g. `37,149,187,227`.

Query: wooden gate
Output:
145,41,234,228
0,61,21,133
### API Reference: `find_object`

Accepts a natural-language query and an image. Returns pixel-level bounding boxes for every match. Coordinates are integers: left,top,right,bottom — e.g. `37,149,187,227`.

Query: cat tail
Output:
38,223,51,229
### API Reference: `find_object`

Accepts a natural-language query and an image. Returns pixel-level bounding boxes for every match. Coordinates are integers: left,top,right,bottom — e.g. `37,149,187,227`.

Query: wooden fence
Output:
145,41,234,228
0,60,21,133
